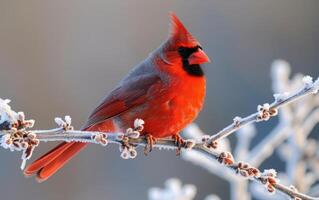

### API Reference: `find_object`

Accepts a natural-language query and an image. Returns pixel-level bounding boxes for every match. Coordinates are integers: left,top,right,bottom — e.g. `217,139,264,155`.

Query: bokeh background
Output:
0,0,318,199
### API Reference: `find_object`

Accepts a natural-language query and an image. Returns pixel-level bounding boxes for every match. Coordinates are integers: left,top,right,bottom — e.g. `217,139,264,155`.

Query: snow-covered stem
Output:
34,129,122,144
208,77,319,144
1,126,318,199
192,146,318,200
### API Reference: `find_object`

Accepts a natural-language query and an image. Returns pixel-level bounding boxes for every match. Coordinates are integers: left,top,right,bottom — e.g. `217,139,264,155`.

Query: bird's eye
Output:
178,46,202,59
178,47,190,59
178,47,186,54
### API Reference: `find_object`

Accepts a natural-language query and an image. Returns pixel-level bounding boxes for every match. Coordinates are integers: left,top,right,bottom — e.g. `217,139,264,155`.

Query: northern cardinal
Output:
24,13,210,182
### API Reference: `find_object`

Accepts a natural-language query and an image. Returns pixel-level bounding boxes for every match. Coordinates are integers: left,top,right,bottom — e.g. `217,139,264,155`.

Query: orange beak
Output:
188,49,211,65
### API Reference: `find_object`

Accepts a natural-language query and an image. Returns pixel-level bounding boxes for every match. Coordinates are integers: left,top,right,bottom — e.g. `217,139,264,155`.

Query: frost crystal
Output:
54,116,73,130
134,118,144,129
260,169,279,194
302,75,313,86
233,116,242,126
0,98,18,129
261,169,277,177
125,128,140,138
273,92,290,102
65,115,72,125
120,148,130,159
1,134,12,149
258,103,270,111
54,117,64,126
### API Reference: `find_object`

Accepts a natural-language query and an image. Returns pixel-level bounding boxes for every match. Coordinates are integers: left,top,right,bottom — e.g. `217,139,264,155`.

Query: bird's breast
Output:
143,75,205,137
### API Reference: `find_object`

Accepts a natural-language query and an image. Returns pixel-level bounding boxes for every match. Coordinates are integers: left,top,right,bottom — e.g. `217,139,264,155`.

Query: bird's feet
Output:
172,134,186,156
144,134,157,155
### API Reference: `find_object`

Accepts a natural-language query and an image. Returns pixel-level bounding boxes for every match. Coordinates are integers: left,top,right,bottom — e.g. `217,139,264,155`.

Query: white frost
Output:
302,75,313,86
261,169,277,177
134,118,145,129
0,98,18,126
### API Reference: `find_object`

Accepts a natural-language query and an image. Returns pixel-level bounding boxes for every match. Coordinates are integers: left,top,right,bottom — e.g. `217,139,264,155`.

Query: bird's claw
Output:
172,134,186,156
144,134,157,155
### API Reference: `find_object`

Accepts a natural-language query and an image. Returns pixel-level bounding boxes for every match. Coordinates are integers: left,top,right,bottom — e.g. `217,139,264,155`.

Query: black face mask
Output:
178,46,204,77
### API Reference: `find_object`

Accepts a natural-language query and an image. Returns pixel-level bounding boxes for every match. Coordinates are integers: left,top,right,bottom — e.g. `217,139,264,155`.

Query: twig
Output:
208,76,319,144
2,126,318,199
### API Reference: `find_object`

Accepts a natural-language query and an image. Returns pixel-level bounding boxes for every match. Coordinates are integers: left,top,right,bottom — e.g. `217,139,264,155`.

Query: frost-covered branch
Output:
0,105,317,199
208,74,319,144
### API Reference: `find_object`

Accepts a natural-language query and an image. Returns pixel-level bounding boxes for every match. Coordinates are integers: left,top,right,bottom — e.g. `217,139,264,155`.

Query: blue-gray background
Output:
0,1,318,199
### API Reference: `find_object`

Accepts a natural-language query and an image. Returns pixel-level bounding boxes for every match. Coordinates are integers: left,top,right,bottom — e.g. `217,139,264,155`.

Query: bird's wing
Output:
82,74,163,130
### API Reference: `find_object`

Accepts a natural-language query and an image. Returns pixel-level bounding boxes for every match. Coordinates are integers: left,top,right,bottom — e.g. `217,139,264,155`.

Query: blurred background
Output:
0,0,318,199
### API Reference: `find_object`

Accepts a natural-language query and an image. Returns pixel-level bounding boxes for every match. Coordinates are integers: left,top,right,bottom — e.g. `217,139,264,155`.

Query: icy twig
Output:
1,116,317,199
207,75,319,145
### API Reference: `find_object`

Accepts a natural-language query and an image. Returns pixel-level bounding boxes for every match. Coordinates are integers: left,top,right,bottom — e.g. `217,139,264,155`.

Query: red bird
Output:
24,13,210,182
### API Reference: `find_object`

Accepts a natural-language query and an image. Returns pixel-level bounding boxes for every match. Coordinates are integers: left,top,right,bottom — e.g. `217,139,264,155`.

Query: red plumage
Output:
24,13,210,182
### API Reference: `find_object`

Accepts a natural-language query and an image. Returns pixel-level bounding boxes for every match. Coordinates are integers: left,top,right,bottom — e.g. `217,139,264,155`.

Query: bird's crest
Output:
169,13,198,48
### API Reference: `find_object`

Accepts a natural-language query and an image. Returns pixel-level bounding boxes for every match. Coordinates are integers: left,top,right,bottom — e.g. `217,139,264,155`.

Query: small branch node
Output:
233,116,242,127
118,119,145,159
134,118,145,132
120,145,137,159
259,169,279,193
236,161,260,178
257,103,278,122
202,135,218,149
184,139,196,150
16,112,35,129
54,116,73,131
92,133,108,146
218,151,234,165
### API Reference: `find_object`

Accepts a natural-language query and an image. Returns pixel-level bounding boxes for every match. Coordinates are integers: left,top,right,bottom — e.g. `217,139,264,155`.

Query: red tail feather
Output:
24,122,115,182
36,142,87,182
24,142,73,176
24,142,86,182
